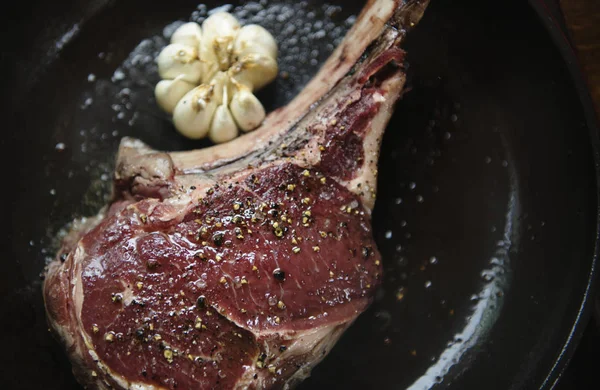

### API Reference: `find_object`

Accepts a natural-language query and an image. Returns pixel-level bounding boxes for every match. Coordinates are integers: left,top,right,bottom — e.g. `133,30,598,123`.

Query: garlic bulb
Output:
155,13,278,143
157,43,203,83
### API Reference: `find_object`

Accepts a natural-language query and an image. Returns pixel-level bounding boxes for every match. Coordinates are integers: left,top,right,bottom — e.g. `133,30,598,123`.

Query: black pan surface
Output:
1,0,598,389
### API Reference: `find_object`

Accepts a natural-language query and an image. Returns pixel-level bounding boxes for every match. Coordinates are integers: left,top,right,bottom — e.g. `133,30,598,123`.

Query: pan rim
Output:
528,0,600,388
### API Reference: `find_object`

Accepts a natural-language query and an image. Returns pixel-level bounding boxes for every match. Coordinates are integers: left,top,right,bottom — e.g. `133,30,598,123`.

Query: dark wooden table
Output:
561,0,600,117
556,1,600,388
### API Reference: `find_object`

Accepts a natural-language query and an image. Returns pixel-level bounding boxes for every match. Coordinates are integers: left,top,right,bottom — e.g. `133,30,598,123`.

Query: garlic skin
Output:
170,22,203,48
173,85,218,139
155,76,196,114
230,86,266,132
155,12,278,143
157,43,202,83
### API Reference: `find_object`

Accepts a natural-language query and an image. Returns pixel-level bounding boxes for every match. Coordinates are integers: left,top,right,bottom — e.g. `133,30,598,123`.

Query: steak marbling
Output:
43,1,429,389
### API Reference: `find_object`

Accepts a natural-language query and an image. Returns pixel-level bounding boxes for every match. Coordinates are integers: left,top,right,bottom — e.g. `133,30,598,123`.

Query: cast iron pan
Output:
1,0,598,388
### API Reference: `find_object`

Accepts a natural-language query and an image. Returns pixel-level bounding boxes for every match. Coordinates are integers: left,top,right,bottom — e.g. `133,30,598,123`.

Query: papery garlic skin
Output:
173,85,218,139
155,76,196,114
234,25,278,60
171,22,203,48
157,43,203,83
230,86,266,132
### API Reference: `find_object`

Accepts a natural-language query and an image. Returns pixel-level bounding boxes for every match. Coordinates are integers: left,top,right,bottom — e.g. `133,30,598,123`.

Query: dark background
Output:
558,315,600,389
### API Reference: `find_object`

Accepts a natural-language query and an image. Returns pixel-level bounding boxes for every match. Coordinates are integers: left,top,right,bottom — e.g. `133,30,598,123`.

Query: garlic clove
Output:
157,43,202,83
154,76,196,114
233,24,278,61
170,22,203,48
173,85,218,139
200,12,241,81
209,84,237,143
228,53,278,91
202,12,241,41
230,86,266,132
209,104,238,143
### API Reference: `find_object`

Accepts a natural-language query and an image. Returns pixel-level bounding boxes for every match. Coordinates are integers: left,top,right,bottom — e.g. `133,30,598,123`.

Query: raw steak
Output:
43,0,429,389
